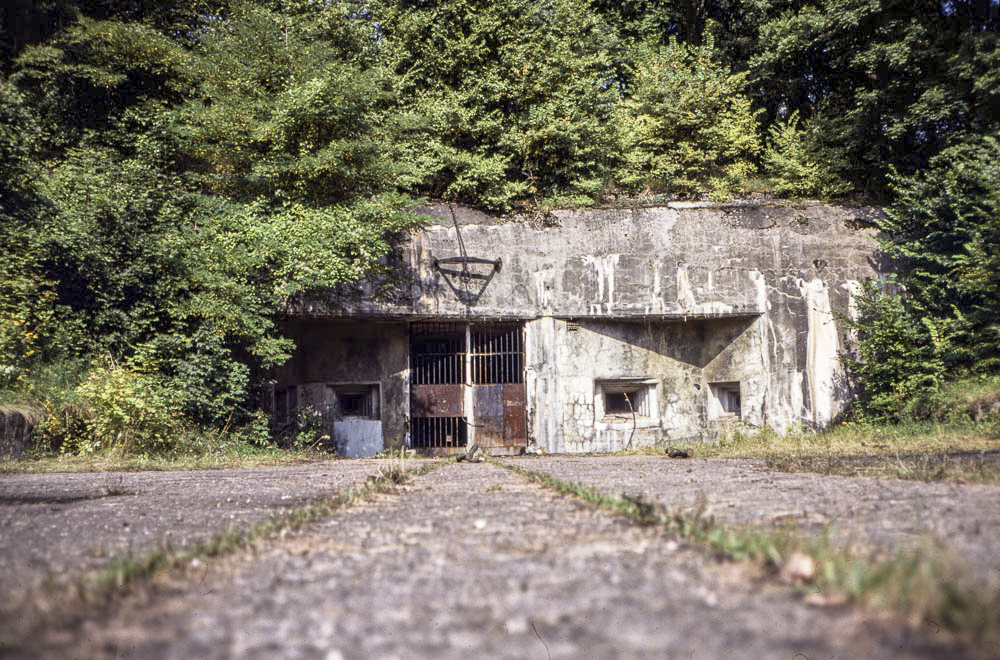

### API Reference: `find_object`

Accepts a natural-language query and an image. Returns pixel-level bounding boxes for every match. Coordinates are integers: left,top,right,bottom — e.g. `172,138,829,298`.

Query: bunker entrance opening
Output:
409,322,527,455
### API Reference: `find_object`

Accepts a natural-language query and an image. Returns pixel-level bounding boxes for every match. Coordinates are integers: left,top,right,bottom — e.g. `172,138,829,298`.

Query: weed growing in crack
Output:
494,458,1000,653
83,459,447,602
372,464,407,486
621,494,657,525
96,546,172,595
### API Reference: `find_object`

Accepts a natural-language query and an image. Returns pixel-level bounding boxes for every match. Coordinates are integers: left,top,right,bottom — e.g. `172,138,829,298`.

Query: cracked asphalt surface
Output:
0,460,432,598
508,455,1000,587
1,456,996,659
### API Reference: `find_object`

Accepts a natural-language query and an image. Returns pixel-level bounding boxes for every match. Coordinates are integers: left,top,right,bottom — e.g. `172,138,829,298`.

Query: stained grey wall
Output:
292,201,882,321
524,316,765,451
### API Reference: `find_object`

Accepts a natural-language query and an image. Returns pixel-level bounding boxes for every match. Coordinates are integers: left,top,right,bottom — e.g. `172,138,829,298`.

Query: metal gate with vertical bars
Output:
410,323,466,450
409,322,526,454
470,324,526,452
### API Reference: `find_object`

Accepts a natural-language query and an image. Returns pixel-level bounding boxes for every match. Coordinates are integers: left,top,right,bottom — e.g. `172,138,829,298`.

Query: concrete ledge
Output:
0,406,42,459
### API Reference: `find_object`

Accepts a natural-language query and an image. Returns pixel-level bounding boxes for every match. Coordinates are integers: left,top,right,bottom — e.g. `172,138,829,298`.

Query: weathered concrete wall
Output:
275,321,409,453
293,202,882,320
525,316,762,451
285,201,885,452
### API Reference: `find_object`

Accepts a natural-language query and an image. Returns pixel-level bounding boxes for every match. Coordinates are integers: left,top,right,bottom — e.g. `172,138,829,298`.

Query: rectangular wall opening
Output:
274,385,298,430
332,384,380,420
409,321,527,453
410,323,466,450
595,379,657,421
709,382,742,420
328,383,383,458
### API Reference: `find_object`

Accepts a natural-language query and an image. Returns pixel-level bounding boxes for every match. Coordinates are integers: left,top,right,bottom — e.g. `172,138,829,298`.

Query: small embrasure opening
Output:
333,384,380,420
596,380,656,420
709,382,742,420
604,391,636,414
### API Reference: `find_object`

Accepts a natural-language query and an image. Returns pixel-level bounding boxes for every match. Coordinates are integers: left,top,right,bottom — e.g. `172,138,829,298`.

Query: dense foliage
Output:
1,0,997,446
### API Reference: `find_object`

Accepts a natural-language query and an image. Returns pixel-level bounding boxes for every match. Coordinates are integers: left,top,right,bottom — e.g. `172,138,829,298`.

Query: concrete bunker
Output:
272,201,885,455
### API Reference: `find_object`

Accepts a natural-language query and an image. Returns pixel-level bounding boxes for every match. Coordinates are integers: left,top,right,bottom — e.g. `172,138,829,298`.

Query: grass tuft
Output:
645,374,1000,484
494,458,1000,654
621,417,1000,485
83,457,446,600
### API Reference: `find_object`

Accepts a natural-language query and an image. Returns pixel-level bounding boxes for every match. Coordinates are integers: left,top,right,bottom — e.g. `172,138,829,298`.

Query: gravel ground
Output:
0,460,433,599
10,461,974,660
506,455,1000,588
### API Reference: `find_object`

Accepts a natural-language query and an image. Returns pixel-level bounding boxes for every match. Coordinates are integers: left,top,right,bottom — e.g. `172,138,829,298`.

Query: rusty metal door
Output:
470,324,527,454
410,323,466,451
410,322,526,455
502,383,527,445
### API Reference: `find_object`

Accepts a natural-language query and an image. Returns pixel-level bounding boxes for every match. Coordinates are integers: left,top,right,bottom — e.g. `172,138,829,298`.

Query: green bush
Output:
74,360,179,454
904,375,1000,426
879,136,1000,375
617,37,761,196
0,359,89,453
164,410,275,458
763,111,850,198
846,136,1000,423
842,279,952,422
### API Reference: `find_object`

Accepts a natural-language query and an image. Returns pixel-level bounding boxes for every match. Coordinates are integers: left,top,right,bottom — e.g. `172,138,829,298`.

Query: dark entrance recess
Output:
409,322,527,455
604,392,633,415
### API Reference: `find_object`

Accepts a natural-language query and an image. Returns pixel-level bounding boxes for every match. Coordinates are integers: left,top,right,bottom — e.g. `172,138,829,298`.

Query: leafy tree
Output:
878,135,1000,373
169,0,392,204
19,119,420,432
752,0,1000,194
3,2,424,447
845,135,1000,420
590,0,786,69
10,16,190,152
617,37,761,196
1,0,82,73
763,110,849,197
373,0,622,210
842,280,951,422
4,0,999,446
1,0,230,73
589,0,707,44
0,79,57,386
